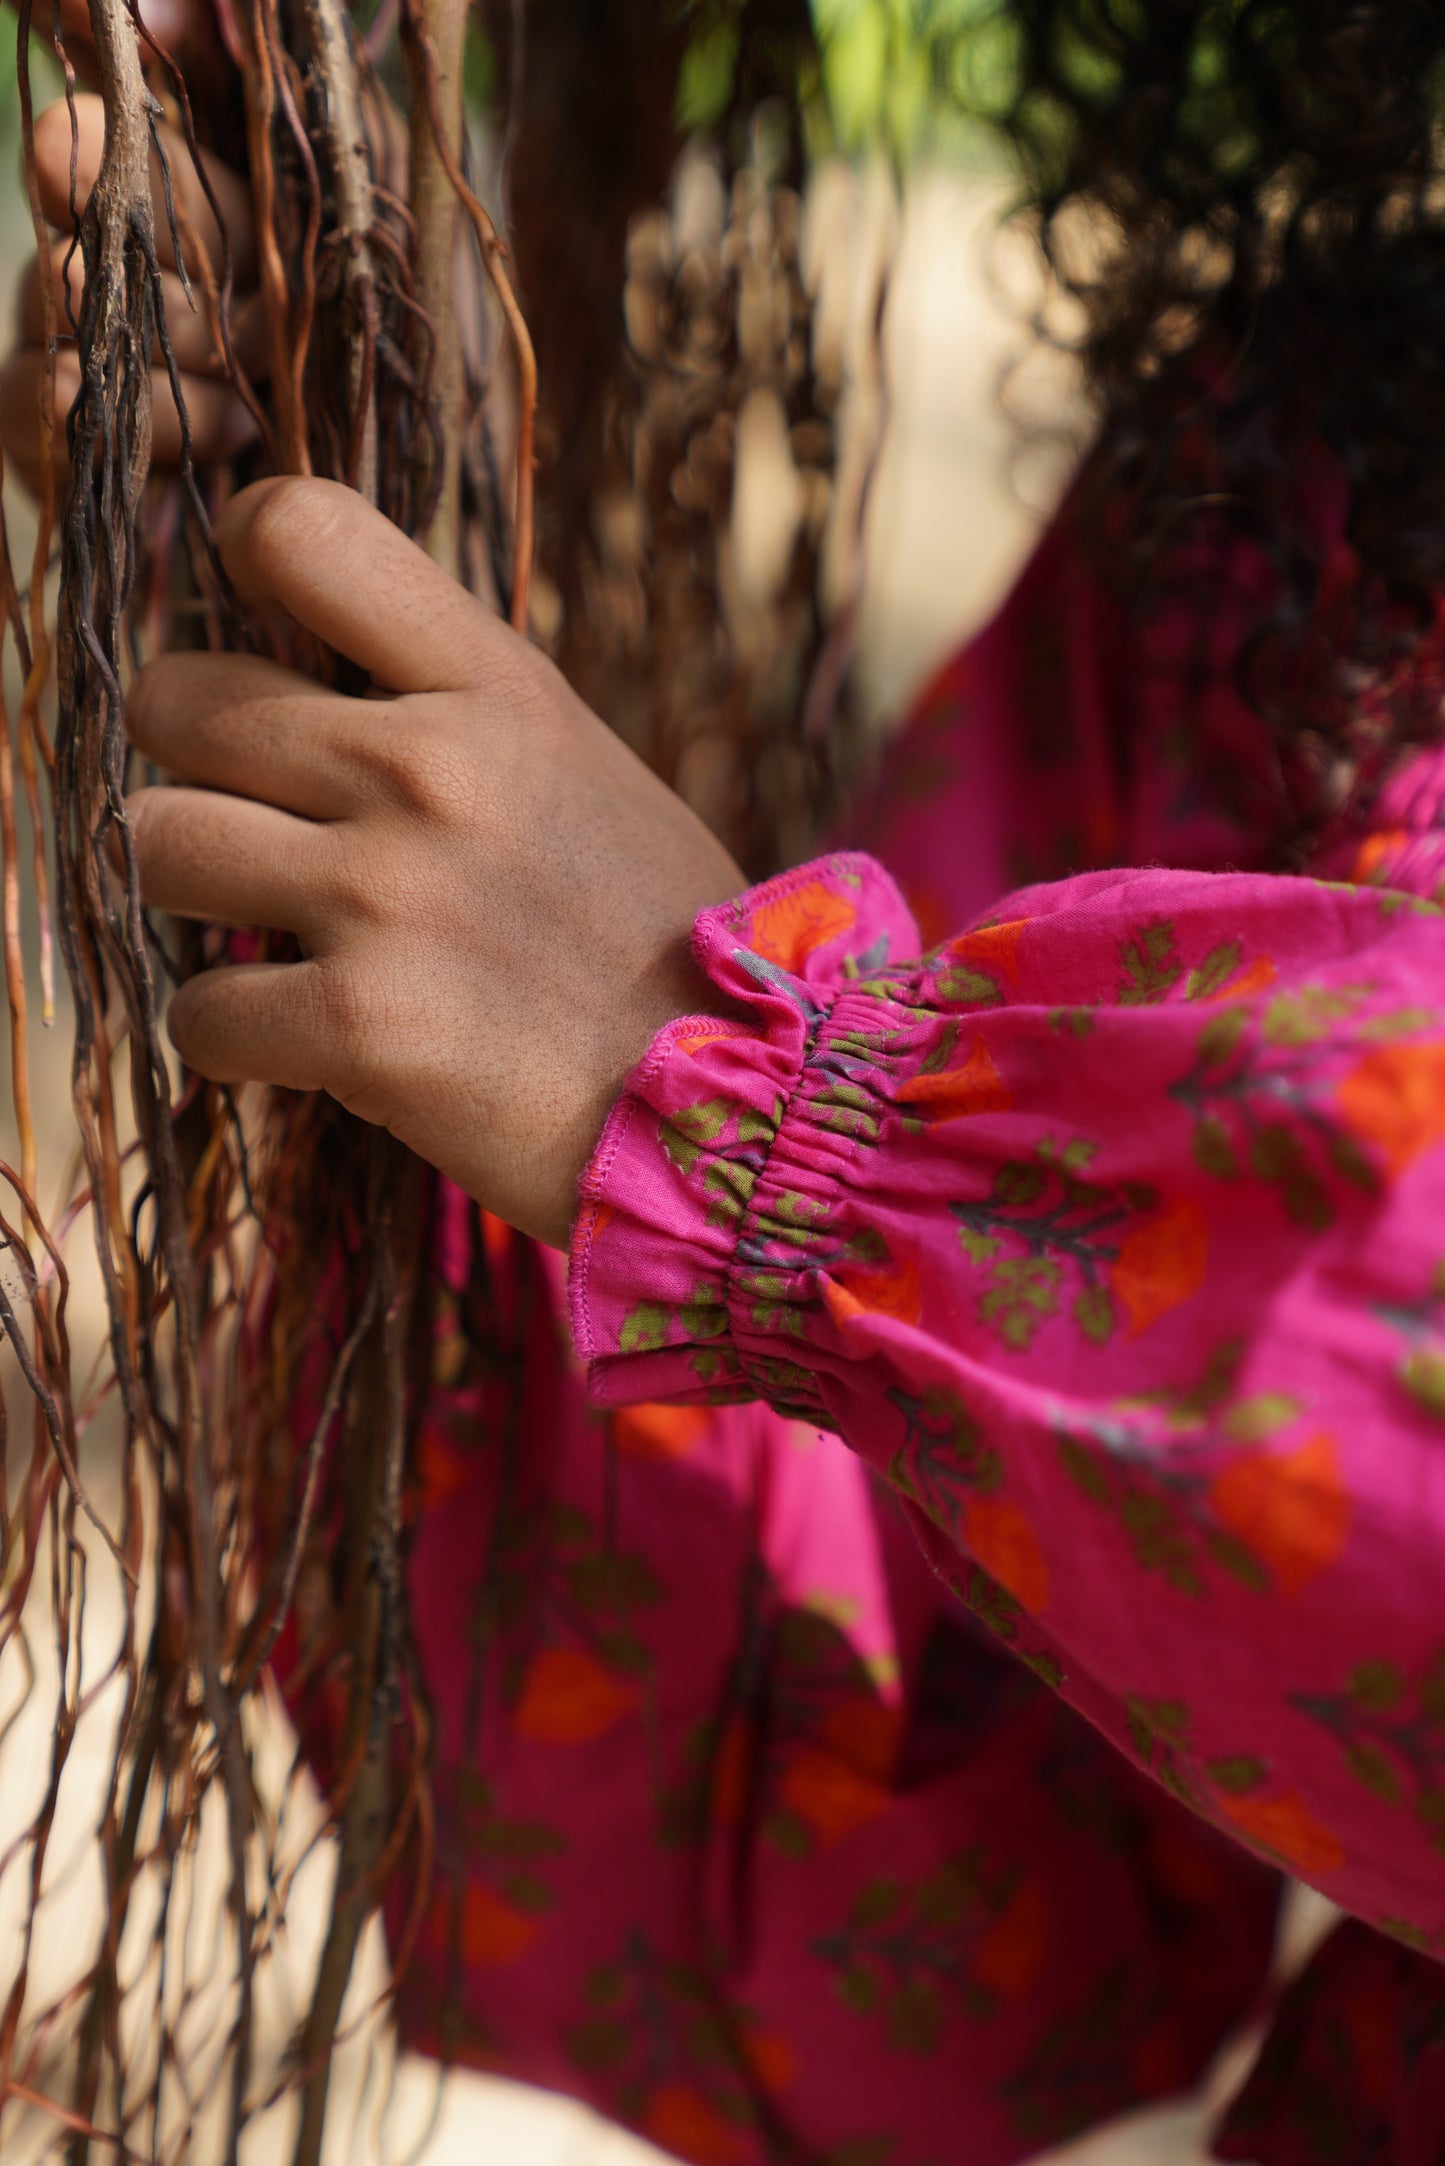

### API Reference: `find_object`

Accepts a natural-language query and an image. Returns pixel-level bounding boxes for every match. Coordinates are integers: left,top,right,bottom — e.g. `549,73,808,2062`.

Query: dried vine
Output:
0,2,871,2157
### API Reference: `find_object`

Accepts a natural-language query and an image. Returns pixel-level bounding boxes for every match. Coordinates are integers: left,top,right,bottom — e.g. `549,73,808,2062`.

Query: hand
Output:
0,6,261,493
124,478,747,1250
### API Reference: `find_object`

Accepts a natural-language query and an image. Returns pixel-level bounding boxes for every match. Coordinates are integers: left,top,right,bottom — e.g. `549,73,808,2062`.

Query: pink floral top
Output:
363,510,1445,2165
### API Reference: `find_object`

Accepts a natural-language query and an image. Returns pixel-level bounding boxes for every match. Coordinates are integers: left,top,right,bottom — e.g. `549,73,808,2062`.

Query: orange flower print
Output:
824,1254,922,1330
1208,1430,1350,1596
1200,954,1277,1003
455,1883,543,1969
416,1427,475,1514
1337,1040,1445,1173
777,1744,891,1845
1217,1788,1347,1877
896,1038,1014,1120
642,2083,751,2165
963,1495,1049,1614
748,880,858,973
739,2028,797,2096
676,1023,750,1056
819,1694,905,1781
971,1877,1048,2003
512,1645,638,1744
612,1402,710,1461
1351,828,1410,885
1108,1196,1209,1338
946,917,1029,986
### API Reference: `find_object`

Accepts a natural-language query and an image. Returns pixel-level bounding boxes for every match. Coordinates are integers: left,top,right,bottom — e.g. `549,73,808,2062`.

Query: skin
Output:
1,38,745,1252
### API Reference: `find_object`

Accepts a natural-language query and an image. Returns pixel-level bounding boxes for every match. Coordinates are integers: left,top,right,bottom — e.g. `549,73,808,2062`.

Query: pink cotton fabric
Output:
574,850,1445,1928
347,508,1445,2164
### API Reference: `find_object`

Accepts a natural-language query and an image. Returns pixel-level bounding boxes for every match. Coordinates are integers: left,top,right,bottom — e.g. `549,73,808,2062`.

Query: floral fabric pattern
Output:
573,852,1445,1956
349,506,1445,2165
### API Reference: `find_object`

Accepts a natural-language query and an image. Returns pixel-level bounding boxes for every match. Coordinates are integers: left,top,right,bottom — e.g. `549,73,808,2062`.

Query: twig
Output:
290,1148,420,2166
403,0,467,567
302,0,381,502
404,0,539,623
238,0,310,473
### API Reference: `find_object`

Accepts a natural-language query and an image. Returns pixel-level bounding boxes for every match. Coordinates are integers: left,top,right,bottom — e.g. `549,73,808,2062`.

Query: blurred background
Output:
0,6,1325,2159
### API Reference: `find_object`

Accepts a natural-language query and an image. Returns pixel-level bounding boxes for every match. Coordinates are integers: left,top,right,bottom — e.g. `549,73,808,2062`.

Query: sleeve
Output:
568,849,1445,1945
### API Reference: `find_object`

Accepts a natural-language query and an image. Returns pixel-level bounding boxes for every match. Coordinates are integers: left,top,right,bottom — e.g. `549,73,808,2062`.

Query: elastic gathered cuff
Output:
567,853,924,1411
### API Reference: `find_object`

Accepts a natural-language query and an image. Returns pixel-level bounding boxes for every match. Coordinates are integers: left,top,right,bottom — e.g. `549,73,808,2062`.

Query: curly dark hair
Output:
999,0,1445,840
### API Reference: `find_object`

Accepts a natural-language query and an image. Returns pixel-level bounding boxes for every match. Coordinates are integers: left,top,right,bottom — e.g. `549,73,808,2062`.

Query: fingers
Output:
125,784,334,940
0,348,257,478
33,94,258,289
127,651,364,819
214,479,517,695
166,959,340,1092
18,242,270,380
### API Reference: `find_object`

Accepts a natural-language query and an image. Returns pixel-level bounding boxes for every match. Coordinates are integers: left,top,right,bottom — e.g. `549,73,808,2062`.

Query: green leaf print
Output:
701,1159,756,1227
1223,1393,1303,1443
1207,1754,1268,1795
957,1225,1002,1265
1073,1283,1116,1345
1249,1124,1333,1229
1325,1126,1381,1192
1348,1659,1404,1712
1185,940,1242,1000
1192,1112,1239,1178
1204,1529,1271,1592
1294,1647,1445,1851
994,1159,1047,1207
1197,1005,1249,1069
851,1879,903,1930
937,964,1003,1005
736,1097,783,1146
619,1300,672,1355
1356,1006,1435,1040
1057,1434,1113,1504
1118,921,1183,1004
679,1285,729,1340
1347,1741,1403,1802
838,1962,880,2014
980,1258,1061,1350
1260,985,1364,1047
887,1978,945,2055
1403,1347,1445,1421
659,1098,731,1175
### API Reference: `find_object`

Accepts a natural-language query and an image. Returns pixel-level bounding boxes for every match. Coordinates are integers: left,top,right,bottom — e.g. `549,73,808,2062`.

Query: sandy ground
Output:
0,139,1325,2165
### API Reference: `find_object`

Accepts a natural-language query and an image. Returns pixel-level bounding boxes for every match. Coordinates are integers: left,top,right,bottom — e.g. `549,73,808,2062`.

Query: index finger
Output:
214,479,516,696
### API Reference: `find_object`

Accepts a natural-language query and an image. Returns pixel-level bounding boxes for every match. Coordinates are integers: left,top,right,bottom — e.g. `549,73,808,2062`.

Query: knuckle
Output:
312,956,374,1061
321,839,387,929
352,710,475,823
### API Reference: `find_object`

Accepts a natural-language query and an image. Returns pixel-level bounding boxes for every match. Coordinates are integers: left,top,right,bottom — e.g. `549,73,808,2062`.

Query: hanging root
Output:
55,0,259,2153
302,0,381,499
0,0,536,2149
405,0,537,623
